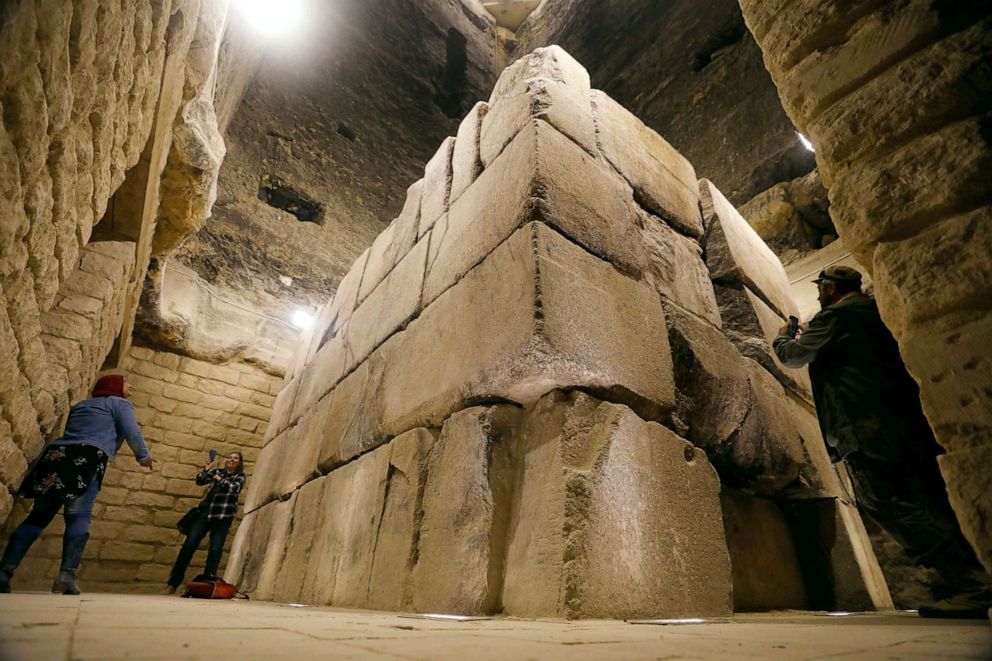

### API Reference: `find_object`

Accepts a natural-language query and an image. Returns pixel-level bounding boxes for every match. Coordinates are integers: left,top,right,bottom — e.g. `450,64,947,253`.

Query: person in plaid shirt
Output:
166,451,246,592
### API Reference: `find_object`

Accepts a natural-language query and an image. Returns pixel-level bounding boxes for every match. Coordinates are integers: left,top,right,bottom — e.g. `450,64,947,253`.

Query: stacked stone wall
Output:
231,47,890,618
738,1,992,571
2,346,279,593
0,0,207,524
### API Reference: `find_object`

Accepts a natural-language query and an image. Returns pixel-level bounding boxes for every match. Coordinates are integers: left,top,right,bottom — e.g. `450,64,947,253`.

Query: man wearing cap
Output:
773,265,990,618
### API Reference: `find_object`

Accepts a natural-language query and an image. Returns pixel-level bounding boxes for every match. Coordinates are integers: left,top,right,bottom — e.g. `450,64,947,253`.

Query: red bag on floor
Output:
183,575,247,600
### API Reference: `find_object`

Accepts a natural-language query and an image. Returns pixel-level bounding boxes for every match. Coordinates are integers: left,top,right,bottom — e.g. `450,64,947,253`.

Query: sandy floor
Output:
0,593,989,660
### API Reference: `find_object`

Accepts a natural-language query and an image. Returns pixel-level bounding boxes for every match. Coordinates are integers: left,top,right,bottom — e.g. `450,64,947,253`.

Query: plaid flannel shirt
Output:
196,468,245,520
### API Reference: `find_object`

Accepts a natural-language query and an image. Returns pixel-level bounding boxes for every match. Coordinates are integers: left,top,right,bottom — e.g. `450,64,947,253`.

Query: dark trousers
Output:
168,514,233,588
844,452,985,588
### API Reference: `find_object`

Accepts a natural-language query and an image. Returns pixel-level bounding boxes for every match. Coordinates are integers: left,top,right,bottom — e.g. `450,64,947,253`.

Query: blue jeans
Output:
22,476,99,537
168,514,233,587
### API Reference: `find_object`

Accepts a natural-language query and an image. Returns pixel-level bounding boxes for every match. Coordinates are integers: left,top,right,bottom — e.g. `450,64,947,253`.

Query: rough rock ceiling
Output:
145,0,812,374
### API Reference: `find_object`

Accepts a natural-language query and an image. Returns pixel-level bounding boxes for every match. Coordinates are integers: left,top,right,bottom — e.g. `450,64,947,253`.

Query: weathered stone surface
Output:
367,428,436,611
412,406,518,614
449,103,488,204
665,304,803,494
481,46,596,167
503,391,732,619
701,179,798,320
419,137,455,237
224,494,296,600
317,354,388,473
301,444,390,607
720,490,807,611
388,222,675,437
246,400,326,511
427,119,718,322
939,445,992,575
356,180,423,305
591,90,703,238
873,206,992,341
271,476,325,604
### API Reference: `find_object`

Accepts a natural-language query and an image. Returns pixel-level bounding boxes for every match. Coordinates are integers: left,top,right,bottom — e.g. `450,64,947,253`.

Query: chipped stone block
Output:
412,406,519,615
939,445,992,573
271,477,325,604
385,222,675,441
419,137,455,237
503,391,732,619
299,247,370,373
592,90,702,238
317,355,387,473
720,489,807,611
289,330,347,426
367,428,436,611
666,304,803,494
482,46,596,166
263,375,298,444
701,179,798,320
714,284,813,399
449,102,488,204
300,443,390,607
356,180,423,305
342,237,428,374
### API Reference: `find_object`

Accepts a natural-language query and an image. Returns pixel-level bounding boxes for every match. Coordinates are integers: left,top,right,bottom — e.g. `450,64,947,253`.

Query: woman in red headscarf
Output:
0,374,155,594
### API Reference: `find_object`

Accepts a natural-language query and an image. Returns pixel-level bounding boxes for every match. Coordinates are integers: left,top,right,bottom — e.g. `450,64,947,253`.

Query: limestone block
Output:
939,445,992,573
263,375,299,444
784,392,843,499
665,304,804,494
305,247,369,363
591,90,703,238
412,406,519,615
899,313,992,456
810,19,992,172
317,355,387,473
873,207,992,341
830,117,992,257
449,102,488,204
0,432,28,491
386,222,675,440
700,179,798,320
289,330,347,426
419,137,455,237
342,237,428,374
714,284,813,399
427,119,718,323
503,391,732,619
356,180,423,305
482,46,596,167
720,490,807,611
271,477,325,604
367,428,436,611
300,444,390,607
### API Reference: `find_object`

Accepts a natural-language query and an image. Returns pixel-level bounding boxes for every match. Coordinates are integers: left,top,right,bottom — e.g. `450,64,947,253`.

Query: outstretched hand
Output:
139,457,155,470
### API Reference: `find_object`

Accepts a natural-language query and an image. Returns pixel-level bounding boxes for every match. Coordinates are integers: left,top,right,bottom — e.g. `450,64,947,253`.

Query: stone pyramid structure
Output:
226,47,891,619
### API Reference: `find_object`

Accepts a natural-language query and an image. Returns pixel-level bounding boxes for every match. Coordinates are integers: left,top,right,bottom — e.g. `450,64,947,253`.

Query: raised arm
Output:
773,308,837,368
113,399,153,464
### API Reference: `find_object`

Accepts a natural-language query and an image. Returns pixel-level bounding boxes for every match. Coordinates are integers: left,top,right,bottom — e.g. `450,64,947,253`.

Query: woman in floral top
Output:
167,451,246,592
0,374,155,594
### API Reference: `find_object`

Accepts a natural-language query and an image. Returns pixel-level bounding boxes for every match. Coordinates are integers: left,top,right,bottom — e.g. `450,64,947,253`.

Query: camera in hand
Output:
208,448,218,462
787,316,800,338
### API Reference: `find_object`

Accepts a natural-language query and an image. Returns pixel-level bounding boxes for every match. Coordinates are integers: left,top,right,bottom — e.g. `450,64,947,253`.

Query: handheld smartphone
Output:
208,448,218,462
787,316,800,338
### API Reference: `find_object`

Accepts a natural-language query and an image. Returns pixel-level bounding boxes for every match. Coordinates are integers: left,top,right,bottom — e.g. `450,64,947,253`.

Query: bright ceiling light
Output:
237,0,304,39
290,309,313,330
797,131,815,152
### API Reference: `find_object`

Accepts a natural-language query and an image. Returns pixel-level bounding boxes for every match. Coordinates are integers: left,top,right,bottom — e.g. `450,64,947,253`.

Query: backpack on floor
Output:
182,574,248,600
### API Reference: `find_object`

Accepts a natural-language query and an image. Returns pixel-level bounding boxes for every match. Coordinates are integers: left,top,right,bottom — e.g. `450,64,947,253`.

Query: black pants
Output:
168,515,233,588
844,452,985,588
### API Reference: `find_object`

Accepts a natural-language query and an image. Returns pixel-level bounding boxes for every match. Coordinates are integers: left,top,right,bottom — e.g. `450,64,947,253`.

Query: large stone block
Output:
386,222,675,441
940,445,992,573
481,46,596,167
300,444,391,607
665,304,803,494
591,90,702,238
427,119,718,323
271,477,325,604
720,490,807,611
419,137,455,237
503,391,732,619
367,428,436,611
412,405,519,615
450,103,487,204
700,179,798,320
356,180,423,305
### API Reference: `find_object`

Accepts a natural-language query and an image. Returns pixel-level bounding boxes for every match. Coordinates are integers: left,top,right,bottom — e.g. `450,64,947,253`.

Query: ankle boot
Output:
0,527,42,593
52,533,88,595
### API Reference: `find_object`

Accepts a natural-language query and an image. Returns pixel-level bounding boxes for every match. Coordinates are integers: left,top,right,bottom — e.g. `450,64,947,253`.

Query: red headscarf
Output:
92,374,126,398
